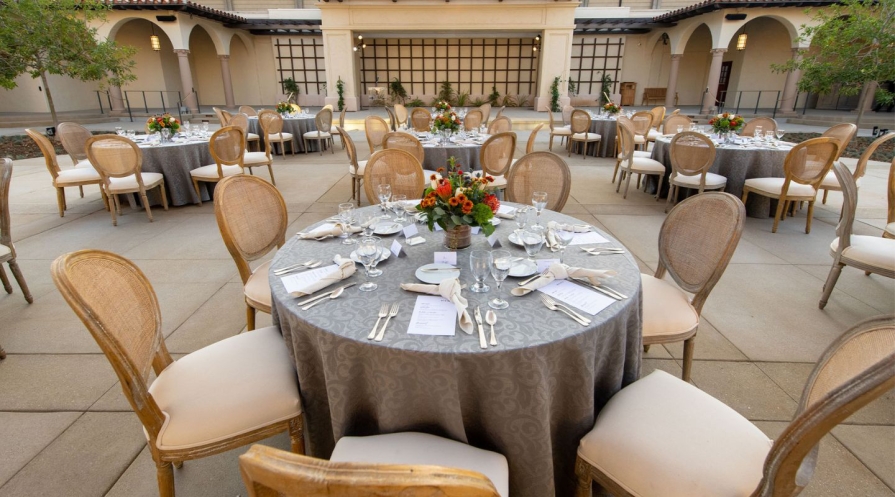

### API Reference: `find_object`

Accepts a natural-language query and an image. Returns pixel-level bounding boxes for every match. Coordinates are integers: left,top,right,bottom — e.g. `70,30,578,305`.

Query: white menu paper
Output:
569,231,611,245
433,252,457,265
280,264,341,294
407,296,457,336
537,279,616,316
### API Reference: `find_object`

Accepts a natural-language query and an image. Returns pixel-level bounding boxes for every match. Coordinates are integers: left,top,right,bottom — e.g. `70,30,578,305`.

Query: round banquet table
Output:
585,116,619,158
269,203,643,497
421,140,483,171
247,115,320,153
135,137,214,206
650,135,793,218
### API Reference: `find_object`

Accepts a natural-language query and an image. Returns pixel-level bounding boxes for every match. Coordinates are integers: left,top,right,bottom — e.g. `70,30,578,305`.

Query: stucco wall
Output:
676,25,712,106
188,27,225,106
0,73,101,114
116,19,184,108
721,17,792,111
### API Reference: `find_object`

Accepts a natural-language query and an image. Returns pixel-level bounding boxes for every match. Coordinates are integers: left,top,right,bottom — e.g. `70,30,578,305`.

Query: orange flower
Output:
448,197,460,207
456,193,467,203
461,200,474,214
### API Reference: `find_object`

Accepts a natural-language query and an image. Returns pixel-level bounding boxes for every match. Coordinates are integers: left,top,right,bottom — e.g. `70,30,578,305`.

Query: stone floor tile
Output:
739,216,842,265
589,214,663,263
689,361,798,421
0,355,117,411
120,214,232,261
0,412,80,487
0,317,101,354
832,425,895,491
640,358,682,379
131,259,237,285
663,317,749,361
164,283,248,353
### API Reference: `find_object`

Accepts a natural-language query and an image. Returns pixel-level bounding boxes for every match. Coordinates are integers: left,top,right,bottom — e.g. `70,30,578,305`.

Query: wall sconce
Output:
150,25,161,51
353,35,366,52
533,35,541,53
736,29,747,50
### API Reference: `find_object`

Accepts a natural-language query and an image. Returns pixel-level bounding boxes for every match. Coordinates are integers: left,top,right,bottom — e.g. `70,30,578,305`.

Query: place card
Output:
487,232,502,248
407,295,456,336
403,223,419,238
390,239,407,258
536,259,560,272
471,226,481,235
537,279,616,316
569,231,610,246
407,236,426,246
434,252,457,266
281,264,339,294
497,204,516,216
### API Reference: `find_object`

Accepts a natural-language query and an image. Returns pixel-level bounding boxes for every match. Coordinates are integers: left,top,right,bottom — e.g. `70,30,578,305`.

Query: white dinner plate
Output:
508,232,523,246
373,221,403,236
508,259,537,278
415,263,461,284
349,248,390,265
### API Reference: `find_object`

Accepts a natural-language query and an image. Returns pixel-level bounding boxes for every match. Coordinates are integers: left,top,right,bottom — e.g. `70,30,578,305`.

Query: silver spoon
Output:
301,286,345,310
485,310,497,346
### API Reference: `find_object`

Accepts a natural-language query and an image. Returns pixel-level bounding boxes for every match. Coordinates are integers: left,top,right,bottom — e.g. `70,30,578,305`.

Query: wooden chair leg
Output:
574,455,593,497
549,135,554,151
654,175,664,201
56,188,66,217
141,192,154,222
246,304,256,331
173,461,183,469
0,344,6,360
682,336,695,382
267,164,276,186
665,184,675,213
289,417,305,455
622,169,635,199
79,186,84,198
8,260,33,304
819,263,843,309
805,200,815,233
822,189,829,204
192,179,203,206
772,197,785,233
109,195,119,226
159,184,169,211
155,460,175,497
0,264,12,294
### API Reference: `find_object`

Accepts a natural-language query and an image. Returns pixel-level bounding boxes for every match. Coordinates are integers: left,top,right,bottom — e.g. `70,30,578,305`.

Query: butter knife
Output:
295,283,356,306
474,306,487,349
570,278,623,301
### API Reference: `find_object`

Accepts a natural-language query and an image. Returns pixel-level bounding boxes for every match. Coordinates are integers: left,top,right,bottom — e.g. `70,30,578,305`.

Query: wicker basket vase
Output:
443,225,472,250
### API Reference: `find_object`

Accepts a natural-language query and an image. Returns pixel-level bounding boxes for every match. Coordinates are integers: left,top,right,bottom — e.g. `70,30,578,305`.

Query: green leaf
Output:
434,207,445,216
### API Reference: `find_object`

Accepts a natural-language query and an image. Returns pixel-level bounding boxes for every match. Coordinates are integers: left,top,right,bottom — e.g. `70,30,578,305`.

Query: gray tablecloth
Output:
270,203,642,497
423,143,482,171
651,136,792,218
585,117,618,158
248,116,320,153
137,139,214,206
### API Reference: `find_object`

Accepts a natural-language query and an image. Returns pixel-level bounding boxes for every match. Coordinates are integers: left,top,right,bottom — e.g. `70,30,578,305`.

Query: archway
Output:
678,24,713,106
188,25,224,106
230,35,261,105
721,17,794,113
111,19,182,110
646,34,672,96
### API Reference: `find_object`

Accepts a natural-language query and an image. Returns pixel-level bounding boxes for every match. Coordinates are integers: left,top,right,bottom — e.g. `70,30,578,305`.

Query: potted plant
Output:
146,113,180,141
708,112,745,142
602,102,621,115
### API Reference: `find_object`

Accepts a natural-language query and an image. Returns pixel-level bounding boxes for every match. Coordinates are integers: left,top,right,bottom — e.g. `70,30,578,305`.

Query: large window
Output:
569,36,625,95
275,37,326,95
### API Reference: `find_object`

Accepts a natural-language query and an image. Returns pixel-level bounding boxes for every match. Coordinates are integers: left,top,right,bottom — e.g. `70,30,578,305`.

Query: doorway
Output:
716,61,732,106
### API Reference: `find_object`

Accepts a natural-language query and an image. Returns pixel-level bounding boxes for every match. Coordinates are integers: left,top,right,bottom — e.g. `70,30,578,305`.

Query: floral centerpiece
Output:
275,101,292,114
603,102,621,115
434,100,452,112
146,114,180,133
431,110,461,133
708,112,745,134
417,157,500,248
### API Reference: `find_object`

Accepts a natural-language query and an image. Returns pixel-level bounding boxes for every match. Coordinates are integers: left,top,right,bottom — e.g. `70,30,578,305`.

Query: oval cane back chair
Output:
739,117,778,137
394,104,408,127
561,104,574,126
665,132,725,212
818,162,895,308
229,112,261,152
338,126,365,206
820,132,895,204
25,128,103,217
382,131,425,165
385,106,398,132
258,110,294,158
525,123,545,154
576,315,895,497
670,108,681,116
221,110,233,126
615,117,666,199
887,159,895,239
648,106,666,132
85,135,168,226
464,110,484,131
213,107,230,126
240,441,506,497
742,137,839,234
505,152,571,211
51,249,304,497
363,149,424,205
494,105,506,120
479,132,516,191
821,123,858,164
303,107,335,156
478,103,492,125
365,115,391,153
487,116,512,135
331,108,347,149
410,108,432,133
568,109,601,159
57,122,94,167
630,111,653,150
215,174,288,329
232,113,275,185
0,158,32,306
548,110,572,151
189,126,246,205
238,105,257,117
663,115,693,136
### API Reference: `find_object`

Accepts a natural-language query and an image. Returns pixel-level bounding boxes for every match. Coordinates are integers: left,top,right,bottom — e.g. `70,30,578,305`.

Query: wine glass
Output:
358,210,376,238
366,235,384,277
357,237,380,292
676,125,684,134
776,129,785,144
513,206,531,240
531,191,548,228
555,224,575,263
392,194,407,224
126,129,136,140
115,127,124,136
489,250,512,310
183,121,191,136
202,122,209,136
377,184,392,218
469,249,492,293
753,126,763,142
161,128,171,143
338,203,356,245
521,228,545,264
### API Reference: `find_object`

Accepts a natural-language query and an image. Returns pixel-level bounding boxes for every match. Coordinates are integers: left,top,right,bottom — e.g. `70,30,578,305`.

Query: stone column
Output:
535,29,575,111
174,49,199,113
320,29,360,111
665,54,682,109
108,85,125,112
779,48,802,114
219,55,235,108
701,48,727,114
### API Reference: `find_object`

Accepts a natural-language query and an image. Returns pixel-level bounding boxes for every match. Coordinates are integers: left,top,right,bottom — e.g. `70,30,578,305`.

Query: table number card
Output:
390,239,407,258
471,226,481,235
433,252,457,266
403,223,419,238
487,232,502,248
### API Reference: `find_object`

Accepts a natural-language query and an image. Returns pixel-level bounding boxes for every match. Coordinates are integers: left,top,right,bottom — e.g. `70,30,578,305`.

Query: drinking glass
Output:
555,223,575,263
513,206,531,239
392,194,408,224
765,130,775,146
202,122,209,136
183,121,191,136
676,125,684,134
367,236,384,277
161,128,171,143
357,237,380,292
469,250,492,293
126,130,136,140
776,129,785,143
521,228,545,263
489,250,512,310
115,127,124,136
358,210,376,238
377,184,392,218
338,203,357,245
531,191,548,228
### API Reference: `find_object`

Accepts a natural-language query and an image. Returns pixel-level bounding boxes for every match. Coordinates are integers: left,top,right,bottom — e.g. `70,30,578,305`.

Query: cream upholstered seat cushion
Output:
572,132,602,141
621,157,666,174
552,127,572,136
577,369,772,497
147,325,302,451
268,133,294,141
647,129,662,140
618,151,652,159
75,159,94,169
886,223,895,238
243,151,270,165
743,177,816,198
634,135,646,144
671,172,727,188
106,172,164,192
189,164,243,181
831,236,895,271
489,174,507,188
641,274,699,340
244,259,273,309
349,160,368,176
246,132,260,141
55,167,101,186
330,432,509,497
0,244,10,258
303,131,332,139
820,169,861,189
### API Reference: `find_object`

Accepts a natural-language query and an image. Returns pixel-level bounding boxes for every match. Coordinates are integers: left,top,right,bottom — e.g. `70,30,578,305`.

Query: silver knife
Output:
571,278,623,301
295,283,356,306
474,306,487,349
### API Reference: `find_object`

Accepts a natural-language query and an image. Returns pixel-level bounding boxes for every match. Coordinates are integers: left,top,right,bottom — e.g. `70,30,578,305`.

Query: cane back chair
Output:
820,132,894,204
363,149,424,205
665,132,726,212
505,152,571,212
0,158,33,305
25,128,103,217
479,132,516,191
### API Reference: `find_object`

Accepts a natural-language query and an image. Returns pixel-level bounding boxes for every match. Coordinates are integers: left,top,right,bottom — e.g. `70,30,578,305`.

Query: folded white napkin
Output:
400,278,474,334
288,256,356,297
511,263,617,296
495,206,516,220
545,221,592,250
297,222,362,240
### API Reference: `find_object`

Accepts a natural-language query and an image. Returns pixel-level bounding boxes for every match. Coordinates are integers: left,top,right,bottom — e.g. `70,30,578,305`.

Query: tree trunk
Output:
854,81,877,130
40,71,59,127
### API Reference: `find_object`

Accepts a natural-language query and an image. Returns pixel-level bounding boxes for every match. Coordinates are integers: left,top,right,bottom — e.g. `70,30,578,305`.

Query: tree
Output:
0,0,137,126
773,0,895,127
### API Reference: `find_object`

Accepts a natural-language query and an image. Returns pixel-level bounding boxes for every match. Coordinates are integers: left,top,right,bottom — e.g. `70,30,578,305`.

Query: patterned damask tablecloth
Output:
248,116,320,153
136,138,214,206
585,117,619,158
422,142,483,171
270,203,642,497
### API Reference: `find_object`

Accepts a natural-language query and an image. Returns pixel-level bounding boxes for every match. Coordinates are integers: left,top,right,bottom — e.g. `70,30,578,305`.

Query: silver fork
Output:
581,247,625,256
540,295,591,325
274,260,321,275
518,270,549,286
375,303,399,342
367,304,389,340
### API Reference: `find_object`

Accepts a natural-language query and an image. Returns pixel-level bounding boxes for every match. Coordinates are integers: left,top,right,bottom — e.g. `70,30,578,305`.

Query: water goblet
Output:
392,194,408,224
183,121,191,135
367,236,384,277
555,223,575,263
338,203,357,245
521,228,545,263
358,210,376,238
531,191,548,228
513,206,531,240
765,130,775,146
775,129,785,144
126,129,136,140
488,250,512,310
676,125,684,134
377,184,392,218
357,237,380,292
202,122,209,136
115,127,124,136
161,128,171,143
470,249,492,293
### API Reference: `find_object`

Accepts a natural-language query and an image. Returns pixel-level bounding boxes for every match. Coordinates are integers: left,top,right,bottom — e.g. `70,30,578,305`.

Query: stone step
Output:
786,115,894,129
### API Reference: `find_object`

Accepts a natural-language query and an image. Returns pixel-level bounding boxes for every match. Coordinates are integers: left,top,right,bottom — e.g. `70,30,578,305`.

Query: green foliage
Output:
389,78,408,104
501,93,517,107
568,78,577,97
600,74,613,105
487,86,500,105
282,78,300,102
0,0,137,125
471,97,486,107
550,76,561,112
457,89,470,106
336,77,345,111
517,94,530,107
407,97,426,108
437,81,455,105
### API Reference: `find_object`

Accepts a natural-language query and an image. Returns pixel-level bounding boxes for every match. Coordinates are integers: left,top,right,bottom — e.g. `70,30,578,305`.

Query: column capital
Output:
670,53,683,60
174,49,190,56
710,48,727,55
218,54,230,60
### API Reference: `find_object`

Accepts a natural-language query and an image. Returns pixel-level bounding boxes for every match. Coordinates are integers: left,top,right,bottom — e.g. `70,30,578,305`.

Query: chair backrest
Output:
740,117,778,137
830,161,859,254
229,112,250,136
663,115,693,135
337,126,360,173
214,175,287,285
630,111,653,137
526,123,545,154
51,249,172,442
238,105,257,117
648,106,666,131
213,107,228,125
85,135,144,191
209,126,246,177
783,137,839,188
315,108,333,134
410,108,432,132
25,129,61,180
853,132,895,181
669,132,717,182
561,105,574,126
221,110,233,126
656,192,745,314
505,152,571,211
479,103,491,124
365,116,390,153
547,110,561,132
394,103,408,125
495,105,506,119
487,116,512,135
569,109,591,134
0,159,13,254
338,108,346,129
57,122,93,165
323,104,333,111
239,444,500,497
616,117,636,162
755,315,895,497
385,107,398,131
464,110,484,131
382,131,425,164
479,132,516,177
259,110,285,135
670,109,681,116
821,123,858,161
363,149,424,204
889,158,895,226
